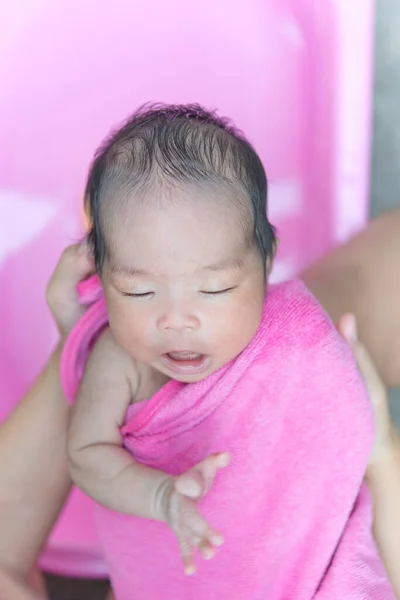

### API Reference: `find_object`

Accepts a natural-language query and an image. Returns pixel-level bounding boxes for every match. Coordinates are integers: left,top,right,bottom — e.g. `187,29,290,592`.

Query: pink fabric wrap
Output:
61,277,393,599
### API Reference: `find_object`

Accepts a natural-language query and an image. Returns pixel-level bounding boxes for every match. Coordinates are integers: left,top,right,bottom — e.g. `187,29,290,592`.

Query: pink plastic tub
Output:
0,0,374,579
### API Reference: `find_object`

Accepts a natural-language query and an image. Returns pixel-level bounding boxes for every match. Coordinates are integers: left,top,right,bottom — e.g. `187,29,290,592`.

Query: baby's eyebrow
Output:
110,264,150,278
109,257,244,278
202,257,244,272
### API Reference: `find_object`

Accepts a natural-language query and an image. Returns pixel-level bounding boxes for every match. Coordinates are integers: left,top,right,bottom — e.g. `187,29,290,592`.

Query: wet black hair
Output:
84,103,276,272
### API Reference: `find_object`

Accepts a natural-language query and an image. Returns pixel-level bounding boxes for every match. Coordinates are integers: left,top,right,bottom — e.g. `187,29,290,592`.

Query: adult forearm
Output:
0,345,72,578
302,209,400,389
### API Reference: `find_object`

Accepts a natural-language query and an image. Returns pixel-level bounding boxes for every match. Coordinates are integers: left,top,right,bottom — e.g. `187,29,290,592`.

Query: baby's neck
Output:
132,361,171,404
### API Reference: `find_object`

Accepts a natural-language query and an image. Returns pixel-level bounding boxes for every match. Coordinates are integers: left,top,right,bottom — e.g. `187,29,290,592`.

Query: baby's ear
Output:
266,256,274,277
266,236,279,276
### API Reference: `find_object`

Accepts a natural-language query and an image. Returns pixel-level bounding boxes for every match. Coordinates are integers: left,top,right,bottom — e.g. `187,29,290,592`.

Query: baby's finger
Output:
189,452,231,497
178,536,196,576
184,509,224,548
175,469,204,499
175,453,230,499
198,540,217,560
194,452,230,494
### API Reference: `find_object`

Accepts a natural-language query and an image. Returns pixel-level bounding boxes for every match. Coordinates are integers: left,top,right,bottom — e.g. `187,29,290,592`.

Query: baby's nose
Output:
157,305,200,332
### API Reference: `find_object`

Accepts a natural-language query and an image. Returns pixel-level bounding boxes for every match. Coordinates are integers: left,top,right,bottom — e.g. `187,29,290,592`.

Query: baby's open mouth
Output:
161,351,210,374
167,351,203,361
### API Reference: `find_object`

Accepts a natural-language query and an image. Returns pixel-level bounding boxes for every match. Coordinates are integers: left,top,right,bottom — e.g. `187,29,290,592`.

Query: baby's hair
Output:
85,103,276,272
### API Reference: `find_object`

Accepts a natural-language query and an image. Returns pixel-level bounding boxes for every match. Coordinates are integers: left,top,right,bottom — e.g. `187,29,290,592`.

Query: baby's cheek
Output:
108,304,152,354
225,292,263,329
219,295,263,347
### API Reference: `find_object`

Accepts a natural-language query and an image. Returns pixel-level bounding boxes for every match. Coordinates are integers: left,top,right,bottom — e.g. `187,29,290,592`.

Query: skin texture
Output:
102,193,266,383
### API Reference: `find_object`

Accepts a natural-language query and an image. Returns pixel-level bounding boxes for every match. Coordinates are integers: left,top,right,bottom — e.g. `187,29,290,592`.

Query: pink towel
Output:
61,277,393,600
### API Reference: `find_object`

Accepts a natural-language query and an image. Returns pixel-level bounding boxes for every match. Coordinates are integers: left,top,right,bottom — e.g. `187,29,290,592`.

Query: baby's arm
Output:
68,329,170,517
68,330,229,573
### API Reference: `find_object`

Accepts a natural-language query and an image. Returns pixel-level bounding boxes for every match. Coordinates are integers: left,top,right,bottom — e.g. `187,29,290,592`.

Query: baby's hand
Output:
158,452,230,575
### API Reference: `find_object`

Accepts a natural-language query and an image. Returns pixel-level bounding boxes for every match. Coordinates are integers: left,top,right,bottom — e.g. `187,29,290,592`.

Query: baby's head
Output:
85,104,276,382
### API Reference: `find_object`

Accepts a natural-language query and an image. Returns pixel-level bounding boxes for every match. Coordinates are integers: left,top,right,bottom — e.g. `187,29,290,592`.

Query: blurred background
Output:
371,0,400,416
1,0,399,598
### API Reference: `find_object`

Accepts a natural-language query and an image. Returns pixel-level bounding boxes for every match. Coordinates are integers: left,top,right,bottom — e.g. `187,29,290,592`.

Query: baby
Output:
65,104,393,599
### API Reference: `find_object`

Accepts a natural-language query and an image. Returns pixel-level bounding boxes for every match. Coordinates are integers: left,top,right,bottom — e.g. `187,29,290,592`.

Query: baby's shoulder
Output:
86,327,139,387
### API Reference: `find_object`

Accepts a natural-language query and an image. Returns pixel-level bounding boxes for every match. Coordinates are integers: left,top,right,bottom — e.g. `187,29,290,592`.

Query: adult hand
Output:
46,241,94,338
338,313,393,467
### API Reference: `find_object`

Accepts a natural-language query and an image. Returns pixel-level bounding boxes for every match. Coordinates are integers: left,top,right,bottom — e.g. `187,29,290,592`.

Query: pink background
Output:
0,0,374,577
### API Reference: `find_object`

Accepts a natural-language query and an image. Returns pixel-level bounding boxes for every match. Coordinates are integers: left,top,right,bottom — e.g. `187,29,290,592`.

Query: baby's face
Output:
101,193,267,382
